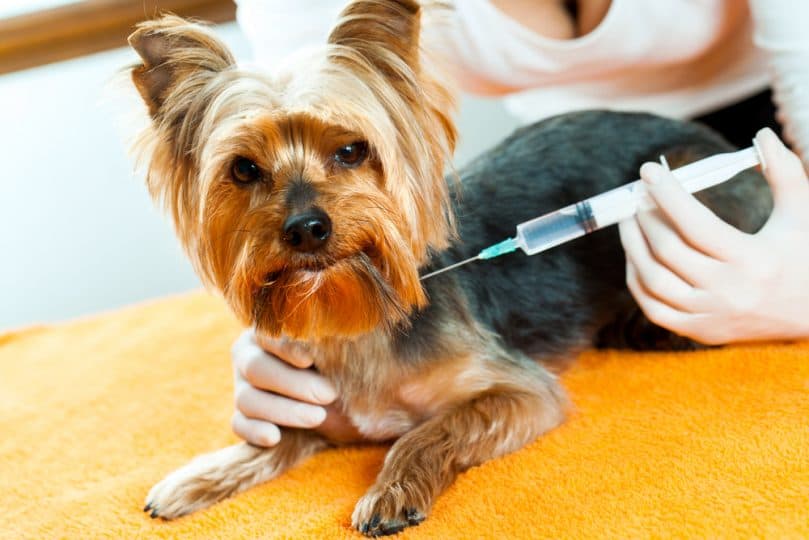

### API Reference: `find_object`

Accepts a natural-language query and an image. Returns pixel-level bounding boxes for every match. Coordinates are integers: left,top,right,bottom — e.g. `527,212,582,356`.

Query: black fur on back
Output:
405,111,773,364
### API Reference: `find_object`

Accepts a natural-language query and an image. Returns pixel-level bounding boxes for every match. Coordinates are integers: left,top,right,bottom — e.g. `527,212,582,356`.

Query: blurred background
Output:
0,0,519,331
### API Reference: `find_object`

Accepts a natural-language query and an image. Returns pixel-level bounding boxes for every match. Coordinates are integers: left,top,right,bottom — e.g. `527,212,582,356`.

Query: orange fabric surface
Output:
2,291,809,539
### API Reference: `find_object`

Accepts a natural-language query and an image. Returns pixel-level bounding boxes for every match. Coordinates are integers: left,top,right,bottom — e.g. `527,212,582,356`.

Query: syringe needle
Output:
421,238,519,281
419,255,481,280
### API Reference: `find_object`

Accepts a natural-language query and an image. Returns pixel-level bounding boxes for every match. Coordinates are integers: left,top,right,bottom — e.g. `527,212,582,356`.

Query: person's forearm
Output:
749,0,809,165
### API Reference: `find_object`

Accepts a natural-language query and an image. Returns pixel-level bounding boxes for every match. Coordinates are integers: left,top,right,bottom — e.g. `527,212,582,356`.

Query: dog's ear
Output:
327,0,422,75
129,15,234,118
327,1,458,260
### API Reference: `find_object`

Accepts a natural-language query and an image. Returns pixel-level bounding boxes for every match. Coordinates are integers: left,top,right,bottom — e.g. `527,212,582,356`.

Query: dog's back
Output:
423,111,773,359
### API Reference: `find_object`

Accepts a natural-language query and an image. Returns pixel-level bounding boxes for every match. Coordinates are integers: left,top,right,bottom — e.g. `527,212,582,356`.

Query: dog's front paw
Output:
352,482,427,537
144,459,225,520
144,444,261,520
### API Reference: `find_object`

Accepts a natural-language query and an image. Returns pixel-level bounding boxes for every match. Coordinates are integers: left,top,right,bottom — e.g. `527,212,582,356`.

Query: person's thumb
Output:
755,127,809,217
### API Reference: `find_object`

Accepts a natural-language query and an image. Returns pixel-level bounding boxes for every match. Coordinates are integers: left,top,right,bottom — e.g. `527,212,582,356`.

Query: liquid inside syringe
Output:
420,145,763,280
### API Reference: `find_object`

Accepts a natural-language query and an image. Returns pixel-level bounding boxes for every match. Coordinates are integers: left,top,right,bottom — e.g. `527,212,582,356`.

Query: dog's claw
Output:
359,512,415,536
405,507,425,525
150,509,159,519
361,515,383,536
143,503,151,512
380,522,406,536
353,486,428,536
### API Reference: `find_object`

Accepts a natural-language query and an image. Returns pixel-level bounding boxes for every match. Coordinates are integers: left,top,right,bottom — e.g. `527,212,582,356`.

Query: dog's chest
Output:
347,406,418,441
330,353,486,441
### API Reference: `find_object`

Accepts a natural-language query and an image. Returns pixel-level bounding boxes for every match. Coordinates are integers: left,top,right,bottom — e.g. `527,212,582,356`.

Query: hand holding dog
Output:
231,328,358,446
620,128,809,345
231,328,332,446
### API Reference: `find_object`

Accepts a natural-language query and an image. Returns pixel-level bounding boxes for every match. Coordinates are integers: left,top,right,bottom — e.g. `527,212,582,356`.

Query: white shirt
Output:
235,0,809,160
435,0,768,123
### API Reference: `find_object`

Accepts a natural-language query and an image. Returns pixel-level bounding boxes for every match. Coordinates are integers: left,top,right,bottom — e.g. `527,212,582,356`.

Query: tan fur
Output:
146,432,326,519
130,2,566,536
352,385,565,533
130,5,455,339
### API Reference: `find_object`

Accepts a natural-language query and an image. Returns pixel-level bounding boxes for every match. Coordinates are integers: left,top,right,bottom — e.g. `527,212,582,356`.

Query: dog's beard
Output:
252,252,414,340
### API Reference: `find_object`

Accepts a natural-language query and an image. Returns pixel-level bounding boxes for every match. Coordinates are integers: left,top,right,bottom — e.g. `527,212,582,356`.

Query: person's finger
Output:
238,345,337,405
640,162,747,260
255,333,315,369
234,384,328,428
634,209,722,289
232,328,259,382
625,260,696,334
619,218,709,313
755,127,809,214
231,410,281,447
231,327,258,357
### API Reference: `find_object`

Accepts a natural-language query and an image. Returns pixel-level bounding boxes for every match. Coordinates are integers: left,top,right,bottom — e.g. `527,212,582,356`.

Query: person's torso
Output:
426,0,770,122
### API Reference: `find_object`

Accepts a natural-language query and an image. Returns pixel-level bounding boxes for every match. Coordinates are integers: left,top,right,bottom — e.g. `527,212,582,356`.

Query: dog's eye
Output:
333,141,368,168
231,157,262,184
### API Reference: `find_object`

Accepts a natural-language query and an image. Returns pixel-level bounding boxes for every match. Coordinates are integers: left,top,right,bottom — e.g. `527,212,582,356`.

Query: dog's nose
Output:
282,209,332,252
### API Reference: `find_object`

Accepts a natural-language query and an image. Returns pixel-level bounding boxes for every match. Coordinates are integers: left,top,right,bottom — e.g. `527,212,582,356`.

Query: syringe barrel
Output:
514,146,760,257
515,202,592,255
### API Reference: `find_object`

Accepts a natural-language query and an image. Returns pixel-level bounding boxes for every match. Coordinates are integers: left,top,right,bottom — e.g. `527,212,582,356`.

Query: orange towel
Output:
2,291,809,539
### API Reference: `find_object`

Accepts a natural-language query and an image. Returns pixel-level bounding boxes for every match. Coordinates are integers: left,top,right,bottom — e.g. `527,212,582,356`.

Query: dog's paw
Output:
352,483,427,537
144,460,223,520
144,446,250,520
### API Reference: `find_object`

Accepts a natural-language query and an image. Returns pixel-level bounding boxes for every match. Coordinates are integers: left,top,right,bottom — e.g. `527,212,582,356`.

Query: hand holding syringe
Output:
421,143,765,280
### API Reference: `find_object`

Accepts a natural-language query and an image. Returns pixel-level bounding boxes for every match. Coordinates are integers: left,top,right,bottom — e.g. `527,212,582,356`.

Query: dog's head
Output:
129,1,457,340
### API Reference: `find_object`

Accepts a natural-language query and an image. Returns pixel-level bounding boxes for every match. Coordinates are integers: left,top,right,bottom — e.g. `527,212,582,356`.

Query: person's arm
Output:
748,0,809,164
619,128,809,344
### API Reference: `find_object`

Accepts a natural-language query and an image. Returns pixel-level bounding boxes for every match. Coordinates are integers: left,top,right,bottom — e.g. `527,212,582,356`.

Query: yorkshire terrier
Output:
129,1,771,536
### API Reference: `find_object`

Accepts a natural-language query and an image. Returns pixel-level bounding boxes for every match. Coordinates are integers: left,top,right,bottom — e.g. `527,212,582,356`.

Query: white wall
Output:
0,22,518,331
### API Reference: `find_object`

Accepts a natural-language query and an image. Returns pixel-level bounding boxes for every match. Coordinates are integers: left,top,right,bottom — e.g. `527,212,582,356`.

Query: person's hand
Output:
619,128,809,345
231,328,354,446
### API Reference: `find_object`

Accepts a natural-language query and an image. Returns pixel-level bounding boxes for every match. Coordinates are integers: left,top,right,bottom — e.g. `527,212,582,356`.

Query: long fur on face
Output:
130,2,457,339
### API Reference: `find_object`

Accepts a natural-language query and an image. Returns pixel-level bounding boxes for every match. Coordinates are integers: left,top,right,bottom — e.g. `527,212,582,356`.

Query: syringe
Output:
421,143,765,280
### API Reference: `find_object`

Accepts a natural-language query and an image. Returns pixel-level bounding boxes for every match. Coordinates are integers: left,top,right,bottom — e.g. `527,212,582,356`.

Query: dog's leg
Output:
146,429,327,519
352,360,566,536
